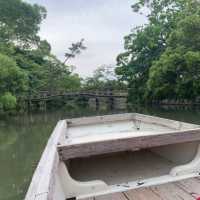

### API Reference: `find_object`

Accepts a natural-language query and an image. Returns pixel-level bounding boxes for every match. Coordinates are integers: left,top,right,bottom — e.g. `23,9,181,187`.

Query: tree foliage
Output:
0,0,46,46
64,39,86,64
0,0,81,113
0,92,17,111
116,0,200,103
147,14,200,100
84,65,127,91
0,53,28,95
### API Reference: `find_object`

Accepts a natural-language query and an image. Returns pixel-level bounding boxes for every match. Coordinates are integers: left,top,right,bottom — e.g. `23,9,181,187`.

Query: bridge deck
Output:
84,177,200,200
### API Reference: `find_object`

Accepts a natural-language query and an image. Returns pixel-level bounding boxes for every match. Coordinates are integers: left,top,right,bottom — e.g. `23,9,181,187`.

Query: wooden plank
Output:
150,183,194,200
84,178,200,200
195,176,200,181
124,188,162,200
83,178,200,200
175,178,200,197
58,128,200,160
94,193,127,200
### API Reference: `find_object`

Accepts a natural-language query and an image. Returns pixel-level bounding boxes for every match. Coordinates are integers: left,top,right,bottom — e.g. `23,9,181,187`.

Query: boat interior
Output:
55,114,200,199
68,142,199,185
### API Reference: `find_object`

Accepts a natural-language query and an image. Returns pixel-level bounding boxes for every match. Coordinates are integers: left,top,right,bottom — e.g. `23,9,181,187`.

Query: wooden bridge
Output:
25,90,128,111
26,90,128,101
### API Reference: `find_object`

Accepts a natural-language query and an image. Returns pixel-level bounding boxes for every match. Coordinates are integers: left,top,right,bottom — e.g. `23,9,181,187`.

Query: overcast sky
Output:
27,0,147,77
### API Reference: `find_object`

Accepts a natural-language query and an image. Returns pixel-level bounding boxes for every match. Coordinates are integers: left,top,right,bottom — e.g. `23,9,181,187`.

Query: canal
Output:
1,106,200,200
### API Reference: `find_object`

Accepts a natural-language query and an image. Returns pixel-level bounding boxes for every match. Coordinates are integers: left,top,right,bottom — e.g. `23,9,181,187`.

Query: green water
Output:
1,106,200,200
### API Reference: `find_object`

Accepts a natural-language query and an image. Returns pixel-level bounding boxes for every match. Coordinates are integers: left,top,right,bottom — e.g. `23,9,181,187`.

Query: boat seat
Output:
57,129,200,160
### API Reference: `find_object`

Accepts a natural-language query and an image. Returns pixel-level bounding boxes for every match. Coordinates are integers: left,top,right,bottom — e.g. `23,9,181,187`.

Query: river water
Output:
1,106,200,200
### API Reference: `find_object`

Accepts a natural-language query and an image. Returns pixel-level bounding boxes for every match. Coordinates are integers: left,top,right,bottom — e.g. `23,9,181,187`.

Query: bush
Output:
0,53,28,95
0,92,17,110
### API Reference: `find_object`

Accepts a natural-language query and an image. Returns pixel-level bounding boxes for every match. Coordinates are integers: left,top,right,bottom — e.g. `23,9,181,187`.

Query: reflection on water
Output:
1,106,200,200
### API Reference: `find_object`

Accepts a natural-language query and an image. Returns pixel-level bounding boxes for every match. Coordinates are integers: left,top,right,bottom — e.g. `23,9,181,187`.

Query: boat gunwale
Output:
25,120,67,200
66,113,200,130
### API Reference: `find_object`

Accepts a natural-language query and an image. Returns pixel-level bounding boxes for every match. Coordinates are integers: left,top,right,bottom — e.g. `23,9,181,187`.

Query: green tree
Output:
0,92,17,111
64,39,86,64
0,54,27,111
84,65,126,91
0,0,83,113
0,0,46,47
116,0,200,103
147,13,200,101
0,53,28,95
41,55,81,92
58,74,81,91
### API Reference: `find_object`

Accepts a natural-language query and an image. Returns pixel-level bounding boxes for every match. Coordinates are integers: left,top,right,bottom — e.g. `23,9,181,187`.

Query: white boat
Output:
25,113,200,200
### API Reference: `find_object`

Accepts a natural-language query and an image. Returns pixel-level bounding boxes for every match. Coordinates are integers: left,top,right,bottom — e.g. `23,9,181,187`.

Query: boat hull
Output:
25,113,200,200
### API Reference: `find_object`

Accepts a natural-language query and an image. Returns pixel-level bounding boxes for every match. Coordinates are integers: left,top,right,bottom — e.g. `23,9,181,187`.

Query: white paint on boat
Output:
66,122,176,145
25,113,200,200
69,150,177,184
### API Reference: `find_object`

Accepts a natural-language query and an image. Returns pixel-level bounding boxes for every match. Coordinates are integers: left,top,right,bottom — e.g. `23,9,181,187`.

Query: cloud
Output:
26,0,147,77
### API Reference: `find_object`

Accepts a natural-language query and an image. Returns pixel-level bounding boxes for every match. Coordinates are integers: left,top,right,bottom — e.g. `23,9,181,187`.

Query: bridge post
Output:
107,89,114,110
95,97,99,111
39,100,47,111
27,98,33,112
108,96,114,110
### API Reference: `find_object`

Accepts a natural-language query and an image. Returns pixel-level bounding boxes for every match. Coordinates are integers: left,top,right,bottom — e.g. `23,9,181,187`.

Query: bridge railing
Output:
24,90,128,101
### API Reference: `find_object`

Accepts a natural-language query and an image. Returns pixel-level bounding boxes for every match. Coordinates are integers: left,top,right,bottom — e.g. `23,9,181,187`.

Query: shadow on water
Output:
1,105,200,199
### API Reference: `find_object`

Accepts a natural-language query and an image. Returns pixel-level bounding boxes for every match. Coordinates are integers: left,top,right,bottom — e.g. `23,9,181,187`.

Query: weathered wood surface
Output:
58,128,200,160
25,120,66,200
58,113,200,160
135,113,199,130
67,113,199,129
66,113,133,127
83,177,200,200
